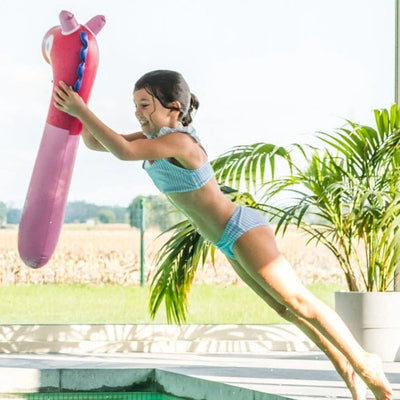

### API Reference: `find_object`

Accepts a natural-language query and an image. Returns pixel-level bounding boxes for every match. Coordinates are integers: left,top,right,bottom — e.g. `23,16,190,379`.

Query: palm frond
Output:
211,142,292,192
149,219,214,324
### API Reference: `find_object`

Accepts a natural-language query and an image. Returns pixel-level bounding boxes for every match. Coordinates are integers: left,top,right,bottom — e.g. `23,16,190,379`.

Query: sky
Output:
0,0,396,208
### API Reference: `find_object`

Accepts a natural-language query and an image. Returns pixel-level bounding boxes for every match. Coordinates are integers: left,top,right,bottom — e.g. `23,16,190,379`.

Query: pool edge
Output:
0,368,294,400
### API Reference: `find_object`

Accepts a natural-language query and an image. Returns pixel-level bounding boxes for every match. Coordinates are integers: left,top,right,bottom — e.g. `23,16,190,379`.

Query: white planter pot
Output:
335,291,400,362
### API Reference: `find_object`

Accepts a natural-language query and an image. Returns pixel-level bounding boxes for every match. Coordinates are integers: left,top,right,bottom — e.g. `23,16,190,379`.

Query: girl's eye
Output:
134,104,148,110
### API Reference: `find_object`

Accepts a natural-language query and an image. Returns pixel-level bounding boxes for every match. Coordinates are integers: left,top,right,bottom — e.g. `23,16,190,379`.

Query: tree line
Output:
0,195,184,231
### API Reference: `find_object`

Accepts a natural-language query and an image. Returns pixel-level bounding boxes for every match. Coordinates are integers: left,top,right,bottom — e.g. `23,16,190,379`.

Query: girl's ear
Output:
168,101,182,113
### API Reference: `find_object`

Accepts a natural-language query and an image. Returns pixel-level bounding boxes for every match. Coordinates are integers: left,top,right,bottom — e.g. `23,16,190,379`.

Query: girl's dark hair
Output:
134,70,199,126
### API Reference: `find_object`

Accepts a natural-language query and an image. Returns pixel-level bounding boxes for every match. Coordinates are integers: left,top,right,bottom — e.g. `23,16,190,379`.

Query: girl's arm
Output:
53,82,187,161
81,127,145,152
81,126,108,151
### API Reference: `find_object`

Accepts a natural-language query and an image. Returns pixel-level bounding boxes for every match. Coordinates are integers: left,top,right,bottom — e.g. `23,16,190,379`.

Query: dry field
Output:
0,224,346,287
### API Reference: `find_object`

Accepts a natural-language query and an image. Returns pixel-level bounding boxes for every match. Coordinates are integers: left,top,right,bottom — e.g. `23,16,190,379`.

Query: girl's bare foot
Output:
340,360,366,400
357,354,392,400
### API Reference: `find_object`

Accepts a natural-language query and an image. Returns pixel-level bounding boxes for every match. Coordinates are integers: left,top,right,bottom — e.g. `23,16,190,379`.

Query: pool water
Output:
1,394,185,400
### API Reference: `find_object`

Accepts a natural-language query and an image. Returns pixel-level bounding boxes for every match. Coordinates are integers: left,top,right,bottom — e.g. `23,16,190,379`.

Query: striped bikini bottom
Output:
213,205,270,260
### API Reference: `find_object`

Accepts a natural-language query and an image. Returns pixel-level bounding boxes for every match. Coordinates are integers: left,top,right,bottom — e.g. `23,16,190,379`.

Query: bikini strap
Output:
157,125,201,142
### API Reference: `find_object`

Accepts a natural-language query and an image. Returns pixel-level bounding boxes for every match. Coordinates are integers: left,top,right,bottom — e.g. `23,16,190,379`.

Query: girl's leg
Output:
227,257,366,400
233,225,392,400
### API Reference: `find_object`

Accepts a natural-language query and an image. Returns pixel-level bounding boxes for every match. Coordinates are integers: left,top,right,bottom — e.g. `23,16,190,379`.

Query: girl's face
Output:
133,88,179,136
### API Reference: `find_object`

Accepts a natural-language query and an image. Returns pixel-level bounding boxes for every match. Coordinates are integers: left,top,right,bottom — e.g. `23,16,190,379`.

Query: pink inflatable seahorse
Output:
18,11,106,268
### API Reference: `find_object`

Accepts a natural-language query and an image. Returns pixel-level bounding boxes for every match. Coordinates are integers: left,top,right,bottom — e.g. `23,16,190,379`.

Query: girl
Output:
54,70,392,400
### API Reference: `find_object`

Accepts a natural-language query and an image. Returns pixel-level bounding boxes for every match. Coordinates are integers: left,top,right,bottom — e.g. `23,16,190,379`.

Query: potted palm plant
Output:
256,105,400,361
149,105,400,360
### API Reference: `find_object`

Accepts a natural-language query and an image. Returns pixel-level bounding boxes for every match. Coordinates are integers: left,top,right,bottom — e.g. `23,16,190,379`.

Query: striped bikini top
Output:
142,125,214,194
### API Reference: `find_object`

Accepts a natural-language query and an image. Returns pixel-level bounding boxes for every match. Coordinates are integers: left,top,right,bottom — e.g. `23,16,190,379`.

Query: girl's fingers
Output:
55,82,73,98
53,95,64,107
53,82,82,116
53,91,70,112
59,81,73,93
53,89,66,102
54,87,67,100
53,101,63,110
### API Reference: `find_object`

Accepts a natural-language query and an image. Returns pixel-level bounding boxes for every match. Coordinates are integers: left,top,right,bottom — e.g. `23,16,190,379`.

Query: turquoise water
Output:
1,393,185,400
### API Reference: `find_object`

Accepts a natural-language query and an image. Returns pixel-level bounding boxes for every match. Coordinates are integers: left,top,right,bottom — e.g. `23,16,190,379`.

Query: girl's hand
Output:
53,81,86,118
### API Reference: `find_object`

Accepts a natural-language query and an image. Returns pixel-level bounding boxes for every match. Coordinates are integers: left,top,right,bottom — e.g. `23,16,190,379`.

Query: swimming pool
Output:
0,393,184,400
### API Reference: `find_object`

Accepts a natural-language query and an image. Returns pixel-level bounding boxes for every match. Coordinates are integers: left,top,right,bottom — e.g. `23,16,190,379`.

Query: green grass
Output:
0,283,345,324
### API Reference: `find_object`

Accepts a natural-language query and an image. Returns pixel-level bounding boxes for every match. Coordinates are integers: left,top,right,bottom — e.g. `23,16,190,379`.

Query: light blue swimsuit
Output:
143,125,214,193
143,125,269,259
